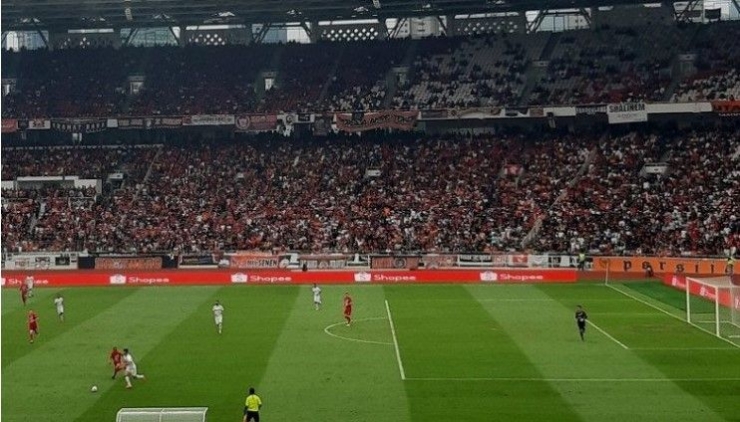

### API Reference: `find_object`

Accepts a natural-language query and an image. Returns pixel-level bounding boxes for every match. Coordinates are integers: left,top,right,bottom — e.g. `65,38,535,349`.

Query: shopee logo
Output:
231,273,248,283
109,274,127,285
480,271,498,282
354,272,372,282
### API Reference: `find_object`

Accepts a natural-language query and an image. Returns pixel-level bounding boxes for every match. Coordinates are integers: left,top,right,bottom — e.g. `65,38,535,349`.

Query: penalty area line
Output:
587,320,629,350
385,300,406,381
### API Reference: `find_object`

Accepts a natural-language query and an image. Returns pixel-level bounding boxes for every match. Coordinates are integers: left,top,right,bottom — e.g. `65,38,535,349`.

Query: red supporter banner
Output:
0,269,577,287
711,100,740,117
335,110,418,132
229,254,280,269
2,118,18,133
507,254,529,267
371,256,420,270
95,257,162,270
662,274,735,308
235,114,278,132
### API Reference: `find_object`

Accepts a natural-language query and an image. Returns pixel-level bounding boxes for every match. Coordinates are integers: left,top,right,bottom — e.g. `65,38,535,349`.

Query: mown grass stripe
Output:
386,285,583,422
2,286,217,422
530,283,730,422
256,285,411,421
615,282,740,421
1,287,140,369
75,285,300,422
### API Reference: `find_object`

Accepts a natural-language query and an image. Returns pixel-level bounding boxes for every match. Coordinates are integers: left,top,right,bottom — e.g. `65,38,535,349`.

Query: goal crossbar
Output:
116,407,208,422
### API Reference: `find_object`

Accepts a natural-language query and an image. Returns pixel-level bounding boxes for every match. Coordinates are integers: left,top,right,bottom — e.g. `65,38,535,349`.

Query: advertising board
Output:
0,269,577,287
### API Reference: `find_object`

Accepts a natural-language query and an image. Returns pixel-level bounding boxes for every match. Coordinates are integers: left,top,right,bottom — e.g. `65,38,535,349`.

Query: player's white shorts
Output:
313,296,322,304
126,365,138,376
215,316,223,325
57,307,64,315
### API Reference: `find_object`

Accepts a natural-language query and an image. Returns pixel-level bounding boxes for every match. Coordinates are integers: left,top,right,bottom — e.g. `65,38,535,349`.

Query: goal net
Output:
685,276,740,342
116,407,208,422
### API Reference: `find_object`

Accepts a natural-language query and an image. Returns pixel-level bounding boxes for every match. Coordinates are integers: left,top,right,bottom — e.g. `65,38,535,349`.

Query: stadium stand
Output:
671,22,740,102
3,22,740,115
2,128,738,255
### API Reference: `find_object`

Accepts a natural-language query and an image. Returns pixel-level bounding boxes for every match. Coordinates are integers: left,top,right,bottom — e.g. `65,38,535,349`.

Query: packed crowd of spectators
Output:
3,22,740,117
534,127,740,256
3,128,737,256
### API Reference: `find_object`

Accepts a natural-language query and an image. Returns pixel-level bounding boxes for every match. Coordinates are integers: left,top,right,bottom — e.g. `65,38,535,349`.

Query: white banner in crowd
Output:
607,102,648,124
183,115,235,126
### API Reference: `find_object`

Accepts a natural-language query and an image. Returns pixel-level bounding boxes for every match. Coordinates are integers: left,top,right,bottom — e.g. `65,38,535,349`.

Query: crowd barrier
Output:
0,268,577,287
4,251,732,276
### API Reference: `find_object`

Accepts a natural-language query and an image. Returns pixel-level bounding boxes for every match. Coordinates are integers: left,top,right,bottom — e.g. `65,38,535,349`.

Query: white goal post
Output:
116,407,208,422
685,276,740,341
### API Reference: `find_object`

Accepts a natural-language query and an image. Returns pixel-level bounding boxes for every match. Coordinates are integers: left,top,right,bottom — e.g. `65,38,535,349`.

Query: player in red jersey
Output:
110,347,124,379
27,310,39,343
20,283,29,306
343,292,353,326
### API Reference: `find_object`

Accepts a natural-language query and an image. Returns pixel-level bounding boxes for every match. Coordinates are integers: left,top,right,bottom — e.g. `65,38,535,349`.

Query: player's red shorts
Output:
28,323,38,334
344,306,352,316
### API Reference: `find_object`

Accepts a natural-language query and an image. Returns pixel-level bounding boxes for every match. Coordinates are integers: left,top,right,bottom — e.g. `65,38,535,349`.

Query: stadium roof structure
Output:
2,0,658,31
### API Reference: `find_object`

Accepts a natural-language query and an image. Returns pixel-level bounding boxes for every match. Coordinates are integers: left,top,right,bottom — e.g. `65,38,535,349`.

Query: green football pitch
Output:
2,282,739,422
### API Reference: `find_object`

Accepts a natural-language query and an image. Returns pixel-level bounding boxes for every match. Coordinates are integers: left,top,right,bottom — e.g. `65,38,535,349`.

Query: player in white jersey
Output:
212,300,224,334
312,284,322,310
122,348,145,388
54,293,64,322
25,275,34,298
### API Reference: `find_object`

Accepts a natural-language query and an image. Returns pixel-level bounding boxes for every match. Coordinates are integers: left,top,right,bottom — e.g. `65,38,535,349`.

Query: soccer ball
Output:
91,385,98,393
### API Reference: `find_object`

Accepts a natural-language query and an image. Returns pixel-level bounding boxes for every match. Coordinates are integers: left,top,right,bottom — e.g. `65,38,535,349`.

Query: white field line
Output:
587,320,629,349
385,300,407,380
606,284,740,349
323,317,393,346
630,347,737,351
478,298,635,302
405,377,740,382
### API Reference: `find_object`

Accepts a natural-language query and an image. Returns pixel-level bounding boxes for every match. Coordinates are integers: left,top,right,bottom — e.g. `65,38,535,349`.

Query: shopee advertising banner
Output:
1,269,576,287
595,256,729,275
662,274,734,308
